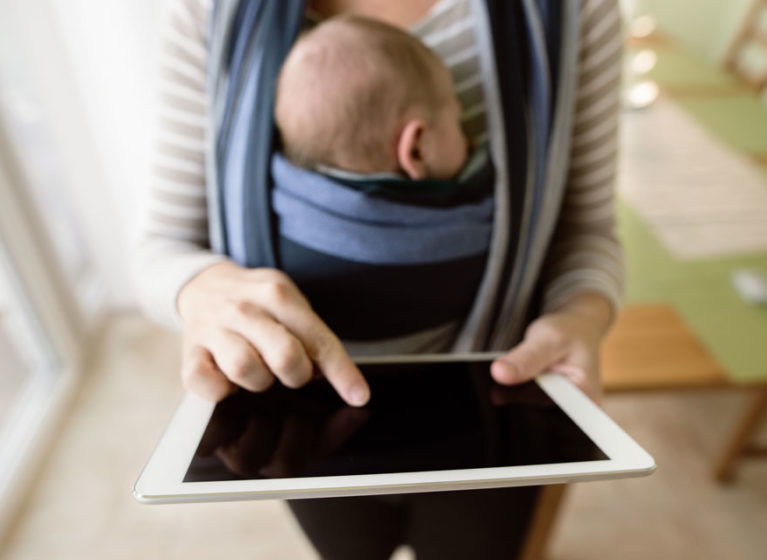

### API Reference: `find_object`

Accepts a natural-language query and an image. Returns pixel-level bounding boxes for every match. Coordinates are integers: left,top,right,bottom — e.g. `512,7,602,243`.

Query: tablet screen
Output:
184,360,607,483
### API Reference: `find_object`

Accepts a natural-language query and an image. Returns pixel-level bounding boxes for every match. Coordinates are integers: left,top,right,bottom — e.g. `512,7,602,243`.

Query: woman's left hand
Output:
490,293,613,403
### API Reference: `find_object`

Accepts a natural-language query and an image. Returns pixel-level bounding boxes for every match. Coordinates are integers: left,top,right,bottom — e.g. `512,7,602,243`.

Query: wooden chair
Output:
724,0,767,92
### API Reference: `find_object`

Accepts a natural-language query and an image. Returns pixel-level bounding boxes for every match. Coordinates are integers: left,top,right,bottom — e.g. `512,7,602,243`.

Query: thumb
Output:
491,334,566,386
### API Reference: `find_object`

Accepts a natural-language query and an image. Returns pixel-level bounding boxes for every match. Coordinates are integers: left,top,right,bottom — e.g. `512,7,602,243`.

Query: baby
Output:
274,15,469,183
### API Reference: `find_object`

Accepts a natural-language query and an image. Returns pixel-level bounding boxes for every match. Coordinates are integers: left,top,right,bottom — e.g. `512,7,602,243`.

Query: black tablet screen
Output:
184,360,607,483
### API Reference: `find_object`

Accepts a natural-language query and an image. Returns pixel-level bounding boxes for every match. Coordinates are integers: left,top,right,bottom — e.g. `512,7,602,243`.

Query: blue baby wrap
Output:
206,0,581,348
271,152,494,339
272,154,494,267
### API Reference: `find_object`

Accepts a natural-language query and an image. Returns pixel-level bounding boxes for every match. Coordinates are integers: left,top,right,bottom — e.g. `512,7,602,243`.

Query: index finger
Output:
273,305,370,407
301,319,371,407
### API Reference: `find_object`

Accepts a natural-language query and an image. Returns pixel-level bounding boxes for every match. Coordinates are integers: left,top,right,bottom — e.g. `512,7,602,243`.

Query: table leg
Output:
713,387,767,483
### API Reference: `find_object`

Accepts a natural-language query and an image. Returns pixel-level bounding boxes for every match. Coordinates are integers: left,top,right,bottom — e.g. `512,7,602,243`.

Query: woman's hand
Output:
176,261,371,406
490,293,613,403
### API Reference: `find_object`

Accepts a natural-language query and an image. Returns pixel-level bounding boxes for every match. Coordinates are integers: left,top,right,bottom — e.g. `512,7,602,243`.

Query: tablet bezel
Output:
134,353,655,504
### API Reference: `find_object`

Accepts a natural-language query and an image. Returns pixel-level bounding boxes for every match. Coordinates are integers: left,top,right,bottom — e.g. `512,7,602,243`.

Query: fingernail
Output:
492,360,515,382
350,384,370,407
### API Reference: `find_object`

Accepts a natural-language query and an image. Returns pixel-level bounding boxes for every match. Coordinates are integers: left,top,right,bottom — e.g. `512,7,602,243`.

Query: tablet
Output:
134,354,655,504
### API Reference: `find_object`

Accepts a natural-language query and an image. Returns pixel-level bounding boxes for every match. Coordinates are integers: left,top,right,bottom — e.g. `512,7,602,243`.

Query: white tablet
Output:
134,354,655,504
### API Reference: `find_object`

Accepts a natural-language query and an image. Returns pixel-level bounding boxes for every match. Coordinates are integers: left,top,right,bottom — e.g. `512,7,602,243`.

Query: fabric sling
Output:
271,152,495,341
206,0,305,265
205,0,581,350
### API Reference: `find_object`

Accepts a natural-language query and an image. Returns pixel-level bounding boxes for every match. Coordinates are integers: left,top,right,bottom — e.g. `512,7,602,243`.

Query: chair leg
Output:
713,387,767,483
519,484,568,560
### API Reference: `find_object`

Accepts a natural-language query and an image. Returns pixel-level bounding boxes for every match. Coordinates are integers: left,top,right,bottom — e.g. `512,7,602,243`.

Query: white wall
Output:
46,0,168,307
48,0,166,240
3,0,169,309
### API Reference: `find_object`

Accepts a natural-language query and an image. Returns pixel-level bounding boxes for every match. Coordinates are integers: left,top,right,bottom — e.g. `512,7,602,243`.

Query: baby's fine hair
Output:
275,15,449,171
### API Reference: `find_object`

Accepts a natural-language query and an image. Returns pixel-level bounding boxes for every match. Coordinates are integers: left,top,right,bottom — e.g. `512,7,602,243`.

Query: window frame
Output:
0,108,86,542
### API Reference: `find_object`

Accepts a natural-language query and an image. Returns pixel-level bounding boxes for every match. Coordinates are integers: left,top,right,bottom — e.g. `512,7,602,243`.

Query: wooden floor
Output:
1,314,766,559
550,391,767,560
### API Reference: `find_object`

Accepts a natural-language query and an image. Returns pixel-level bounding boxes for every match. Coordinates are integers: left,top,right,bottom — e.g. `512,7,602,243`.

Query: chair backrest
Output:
724,0,767,93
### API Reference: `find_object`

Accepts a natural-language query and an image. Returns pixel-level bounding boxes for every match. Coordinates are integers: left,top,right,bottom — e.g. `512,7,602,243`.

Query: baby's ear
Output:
397,119,428,180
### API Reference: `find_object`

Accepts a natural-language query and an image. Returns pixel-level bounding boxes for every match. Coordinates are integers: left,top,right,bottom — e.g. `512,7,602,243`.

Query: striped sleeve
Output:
540,0,624,319
134,0,225,328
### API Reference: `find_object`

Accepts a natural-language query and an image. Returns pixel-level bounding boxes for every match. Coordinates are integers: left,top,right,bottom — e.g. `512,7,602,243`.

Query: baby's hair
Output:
275,15,450,171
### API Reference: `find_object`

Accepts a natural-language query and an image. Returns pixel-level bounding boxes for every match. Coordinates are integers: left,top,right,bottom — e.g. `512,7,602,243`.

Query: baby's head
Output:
275,15,468,181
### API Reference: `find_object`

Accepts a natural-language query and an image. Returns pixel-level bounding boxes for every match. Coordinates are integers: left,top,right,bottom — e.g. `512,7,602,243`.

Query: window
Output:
0,0,94,537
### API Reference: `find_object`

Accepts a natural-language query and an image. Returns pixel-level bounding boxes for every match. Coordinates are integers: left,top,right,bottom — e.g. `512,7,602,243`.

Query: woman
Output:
137,0,623,556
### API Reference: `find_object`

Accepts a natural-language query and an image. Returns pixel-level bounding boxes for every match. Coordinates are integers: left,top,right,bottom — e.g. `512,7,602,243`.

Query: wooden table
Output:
524,303,767,559
601,304,729,392
601,304,766,482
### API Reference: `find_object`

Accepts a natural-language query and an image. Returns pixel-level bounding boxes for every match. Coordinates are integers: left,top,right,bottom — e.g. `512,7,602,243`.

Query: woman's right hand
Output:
176,261,371,407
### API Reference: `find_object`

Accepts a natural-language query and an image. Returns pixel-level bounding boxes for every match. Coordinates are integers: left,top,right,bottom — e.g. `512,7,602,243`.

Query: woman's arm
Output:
539,0,624,319
135,0,369,406
492,0,623,402
135,0,224,328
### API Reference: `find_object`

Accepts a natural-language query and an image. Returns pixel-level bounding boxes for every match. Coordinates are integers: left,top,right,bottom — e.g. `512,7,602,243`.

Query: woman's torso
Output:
140,0,624,352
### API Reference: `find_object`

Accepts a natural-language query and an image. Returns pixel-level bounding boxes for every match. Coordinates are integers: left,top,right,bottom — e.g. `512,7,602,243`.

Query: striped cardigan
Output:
136,0,624,354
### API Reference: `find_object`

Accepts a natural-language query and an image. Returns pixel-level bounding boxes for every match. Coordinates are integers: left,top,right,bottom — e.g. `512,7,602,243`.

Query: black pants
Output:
288,486,540,560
